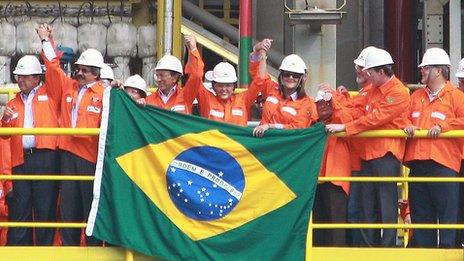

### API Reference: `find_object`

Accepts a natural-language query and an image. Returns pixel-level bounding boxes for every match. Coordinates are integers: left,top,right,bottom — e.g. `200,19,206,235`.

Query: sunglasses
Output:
75,67,91,74
281,71,302,79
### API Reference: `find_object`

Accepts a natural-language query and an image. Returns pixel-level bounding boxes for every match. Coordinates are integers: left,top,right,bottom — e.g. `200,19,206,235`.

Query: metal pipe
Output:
172,0,182,58
182,0,236,41
182,0,285,67
449,0,461,85
163,0,174,55
156,0,164,60
2,127,464,139
384,0,417,84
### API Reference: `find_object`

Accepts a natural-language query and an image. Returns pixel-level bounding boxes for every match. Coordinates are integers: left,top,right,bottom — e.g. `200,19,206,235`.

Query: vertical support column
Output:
163,0,174,55
172,0,182,58
384,0,417,84
423,0,444,50
296,0,337,94
449,0,461,84
156,0,165,59
239,0,252,88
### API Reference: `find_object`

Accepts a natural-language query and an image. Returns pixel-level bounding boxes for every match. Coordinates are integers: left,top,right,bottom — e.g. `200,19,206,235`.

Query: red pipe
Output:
384,0,418,84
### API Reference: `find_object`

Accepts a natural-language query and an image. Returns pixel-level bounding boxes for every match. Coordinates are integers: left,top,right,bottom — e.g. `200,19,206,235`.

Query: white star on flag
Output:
218,171,224,177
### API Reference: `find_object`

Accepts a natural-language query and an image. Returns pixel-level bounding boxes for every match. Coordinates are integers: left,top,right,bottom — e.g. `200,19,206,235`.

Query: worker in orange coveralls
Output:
404,48,464,248
1,55,60,246
145,35,203,114
38,23,104,246
326,48,410,247
312,89,351,246
318,46,377,246
0,138,11,246
252,52,318,137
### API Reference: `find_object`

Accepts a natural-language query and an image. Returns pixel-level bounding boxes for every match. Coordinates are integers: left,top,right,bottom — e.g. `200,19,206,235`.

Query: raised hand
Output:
184,35,198,51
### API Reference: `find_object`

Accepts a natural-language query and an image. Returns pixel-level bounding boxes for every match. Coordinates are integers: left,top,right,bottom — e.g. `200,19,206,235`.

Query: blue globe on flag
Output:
166,146,245,221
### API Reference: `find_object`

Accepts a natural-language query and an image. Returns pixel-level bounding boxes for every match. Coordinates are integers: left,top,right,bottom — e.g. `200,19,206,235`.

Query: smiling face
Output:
155,70,180,93
280,70,303,91
316,100,332,122
15,74,41,94
212,82,235,101
75,65,99,85
420,65,442,86
125,87,144,100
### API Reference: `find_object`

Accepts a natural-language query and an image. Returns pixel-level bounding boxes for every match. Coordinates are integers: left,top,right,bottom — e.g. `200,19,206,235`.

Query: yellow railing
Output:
0,87,246,103
0,86,19,101
1,121,464,259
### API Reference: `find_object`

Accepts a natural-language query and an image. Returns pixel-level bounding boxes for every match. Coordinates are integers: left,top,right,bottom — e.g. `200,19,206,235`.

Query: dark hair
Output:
277,72,307,99
212,81,237,89
89,67,101,79
168,70,182,84
136,89,147,98
371,65,394,77
435,65,450,80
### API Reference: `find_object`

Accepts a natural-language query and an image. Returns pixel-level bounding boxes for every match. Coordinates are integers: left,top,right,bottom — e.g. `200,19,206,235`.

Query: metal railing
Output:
1,128,463,228
2,88,464,260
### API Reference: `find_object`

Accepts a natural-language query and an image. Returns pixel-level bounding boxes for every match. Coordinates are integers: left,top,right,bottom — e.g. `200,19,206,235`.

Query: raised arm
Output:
249,39,272,80
182,34,205,105
37,23,73,102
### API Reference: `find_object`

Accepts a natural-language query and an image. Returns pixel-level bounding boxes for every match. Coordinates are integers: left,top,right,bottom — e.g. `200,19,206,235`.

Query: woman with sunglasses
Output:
252,53,318,137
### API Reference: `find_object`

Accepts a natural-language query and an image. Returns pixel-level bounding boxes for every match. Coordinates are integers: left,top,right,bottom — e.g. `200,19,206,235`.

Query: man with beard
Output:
404,48,464,247
37,23,105,246
317,46,377,246
326,48,410,247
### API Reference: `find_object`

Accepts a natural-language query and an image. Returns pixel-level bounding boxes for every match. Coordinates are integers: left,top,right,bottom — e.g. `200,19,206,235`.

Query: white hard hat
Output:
362,48,394,70
100,64,114,80
279,54,307,74
418,47,451,68
155,54,183,75
124,74,147,97
315,90,332,102
456,58,464,78
13,55,43,75
353,46,378,67
205,62,237,83
75,48,105,68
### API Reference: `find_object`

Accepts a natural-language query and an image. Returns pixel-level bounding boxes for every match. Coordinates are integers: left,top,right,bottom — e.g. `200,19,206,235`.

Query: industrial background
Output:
0,0,462,97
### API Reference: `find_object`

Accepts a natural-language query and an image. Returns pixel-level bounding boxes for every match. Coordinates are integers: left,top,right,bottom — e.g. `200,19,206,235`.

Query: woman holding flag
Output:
252,50,318,137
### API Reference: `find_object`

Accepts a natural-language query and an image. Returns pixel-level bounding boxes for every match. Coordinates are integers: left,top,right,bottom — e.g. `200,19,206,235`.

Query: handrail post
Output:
125,249,134,261
306,212,313,260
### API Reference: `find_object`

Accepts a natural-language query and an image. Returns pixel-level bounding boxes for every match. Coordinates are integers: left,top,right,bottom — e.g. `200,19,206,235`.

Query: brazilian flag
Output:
86,89,327,260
